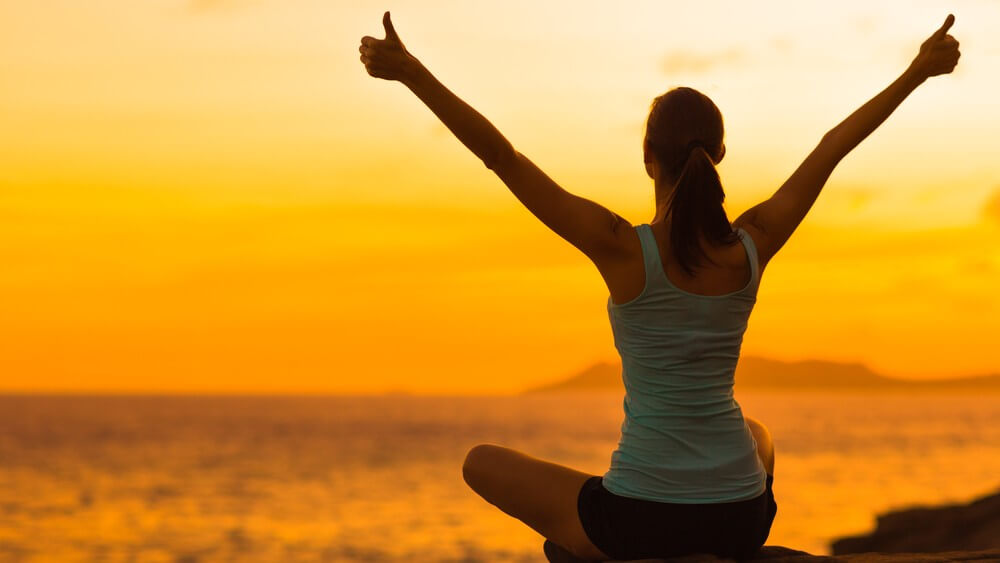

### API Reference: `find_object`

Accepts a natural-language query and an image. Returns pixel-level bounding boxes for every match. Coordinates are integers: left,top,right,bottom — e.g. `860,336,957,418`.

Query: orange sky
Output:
1,1,998,394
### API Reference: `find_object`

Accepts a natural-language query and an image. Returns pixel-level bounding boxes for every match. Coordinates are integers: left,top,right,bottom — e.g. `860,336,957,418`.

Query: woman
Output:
359,12,960,561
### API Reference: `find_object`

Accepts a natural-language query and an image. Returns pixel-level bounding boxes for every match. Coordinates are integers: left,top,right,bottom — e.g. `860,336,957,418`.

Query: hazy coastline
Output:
521,356,1000,395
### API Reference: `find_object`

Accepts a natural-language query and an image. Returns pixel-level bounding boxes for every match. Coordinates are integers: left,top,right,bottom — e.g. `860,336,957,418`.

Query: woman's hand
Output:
359,11,419,83
908,14,960,80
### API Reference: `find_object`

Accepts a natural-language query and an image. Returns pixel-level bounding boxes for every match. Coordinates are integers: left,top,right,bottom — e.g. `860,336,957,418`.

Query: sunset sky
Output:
2,1,998,394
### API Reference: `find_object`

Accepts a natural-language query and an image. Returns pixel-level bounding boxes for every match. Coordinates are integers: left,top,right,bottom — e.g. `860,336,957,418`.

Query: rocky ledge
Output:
547,544,1000,563
830,486,1000,555
638,545,1000,562
550,485,1000,562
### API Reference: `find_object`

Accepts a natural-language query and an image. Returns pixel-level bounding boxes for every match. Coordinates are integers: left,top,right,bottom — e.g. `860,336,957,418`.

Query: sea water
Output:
0,392,997,561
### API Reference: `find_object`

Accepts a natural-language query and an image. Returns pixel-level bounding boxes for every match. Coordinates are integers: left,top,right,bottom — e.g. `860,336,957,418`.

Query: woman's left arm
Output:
360,12,627,261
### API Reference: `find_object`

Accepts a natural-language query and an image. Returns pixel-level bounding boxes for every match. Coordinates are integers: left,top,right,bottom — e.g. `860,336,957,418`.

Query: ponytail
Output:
664,143,738,277
645,87,737,275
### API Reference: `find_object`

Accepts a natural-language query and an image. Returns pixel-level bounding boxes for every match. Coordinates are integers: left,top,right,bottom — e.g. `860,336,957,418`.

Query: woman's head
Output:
644,87,725,179
643,87,737,276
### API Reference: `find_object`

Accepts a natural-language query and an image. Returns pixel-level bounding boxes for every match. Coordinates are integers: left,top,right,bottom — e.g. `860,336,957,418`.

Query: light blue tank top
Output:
602,223,768,504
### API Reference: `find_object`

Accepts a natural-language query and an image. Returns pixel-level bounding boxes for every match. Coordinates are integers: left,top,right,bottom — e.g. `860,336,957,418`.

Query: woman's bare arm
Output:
734,14,960,268
359,12,627,261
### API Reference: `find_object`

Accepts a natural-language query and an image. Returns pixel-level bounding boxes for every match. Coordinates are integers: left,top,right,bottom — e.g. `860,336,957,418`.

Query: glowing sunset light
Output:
1,1,998,394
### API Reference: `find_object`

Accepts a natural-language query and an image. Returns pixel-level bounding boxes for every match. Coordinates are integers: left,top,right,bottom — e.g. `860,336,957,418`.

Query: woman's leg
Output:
462,444,612,561
745,416,776,475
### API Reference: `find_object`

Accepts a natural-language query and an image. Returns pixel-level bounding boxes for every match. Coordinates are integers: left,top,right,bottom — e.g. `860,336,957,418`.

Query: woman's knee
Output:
462,443,502,486
745,416,775,475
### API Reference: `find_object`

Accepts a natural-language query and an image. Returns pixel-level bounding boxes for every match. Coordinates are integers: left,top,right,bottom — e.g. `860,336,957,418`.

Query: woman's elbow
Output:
484,144,517,172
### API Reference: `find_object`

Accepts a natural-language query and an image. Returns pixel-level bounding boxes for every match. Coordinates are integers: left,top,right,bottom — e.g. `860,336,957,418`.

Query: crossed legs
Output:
462,416,775,561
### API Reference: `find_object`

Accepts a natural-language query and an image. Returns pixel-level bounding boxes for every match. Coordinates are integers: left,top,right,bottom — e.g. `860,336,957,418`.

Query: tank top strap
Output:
636,224,667,283
736,227,760,285
638,224,760,290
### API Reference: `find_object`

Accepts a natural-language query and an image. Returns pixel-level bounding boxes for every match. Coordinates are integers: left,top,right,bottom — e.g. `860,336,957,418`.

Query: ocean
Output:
0,392,998,562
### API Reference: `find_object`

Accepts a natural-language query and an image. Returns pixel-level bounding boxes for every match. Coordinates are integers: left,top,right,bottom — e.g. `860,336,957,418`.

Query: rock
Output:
610,546,1000,562
748,547,1000,561
546,486,1000,562
831,487,1000,554
547,542,1000,562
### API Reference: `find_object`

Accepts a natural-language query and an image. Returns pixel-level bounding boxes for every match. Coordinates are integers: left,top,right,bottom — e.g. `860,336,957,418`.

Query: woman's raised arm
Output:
733,14,960,269
359,12,627,262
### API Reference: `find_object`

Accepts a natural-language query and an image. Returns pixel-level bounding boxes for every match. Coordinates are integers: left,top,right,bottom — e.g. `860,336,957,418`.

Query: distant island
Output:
520,357,1000,394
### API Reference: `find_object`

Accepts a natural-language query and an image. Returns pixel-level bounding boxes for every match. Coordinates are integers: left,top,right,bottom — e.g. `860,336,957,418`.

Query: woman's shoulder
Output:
731,221,769,276
608,217,642,258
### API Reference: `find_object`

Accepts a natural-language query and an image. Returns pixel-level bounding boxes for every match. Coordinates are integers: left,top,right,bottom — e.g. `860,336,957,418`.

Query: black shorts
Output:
576,474,777,561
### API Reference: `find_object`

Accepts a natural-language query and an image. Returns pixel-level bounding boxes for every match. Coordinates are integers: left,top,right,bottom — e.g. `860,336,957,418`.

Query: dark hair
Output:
645,87,738,276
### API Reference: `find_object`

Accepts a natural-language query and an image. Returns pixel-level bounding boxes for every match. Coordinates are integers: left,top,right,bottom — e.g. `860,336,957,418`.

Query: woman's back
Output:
608,222,761,303
602,223,768,504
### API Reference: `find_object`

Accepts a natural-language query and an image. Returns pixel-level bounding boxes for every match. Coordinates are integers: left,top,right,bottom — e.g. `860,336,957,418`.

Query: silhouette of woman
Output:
360,12,960,561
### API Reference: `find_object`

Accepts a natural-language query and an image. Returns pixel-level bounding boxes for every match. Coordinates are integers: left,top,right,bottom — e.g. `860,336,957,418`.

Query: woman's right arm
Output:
734,14,960,268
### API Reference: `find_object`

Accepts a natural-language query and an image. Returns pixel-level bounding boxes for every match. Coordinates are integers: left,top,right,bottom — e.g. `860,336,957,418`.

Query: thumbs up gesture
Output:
909,14,961,80
359,11,417,82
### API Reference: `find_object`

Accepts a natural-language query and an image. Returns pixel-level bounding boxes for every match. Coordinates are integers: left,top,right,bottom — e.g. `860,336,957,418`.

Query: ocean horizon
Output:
1,391,998,561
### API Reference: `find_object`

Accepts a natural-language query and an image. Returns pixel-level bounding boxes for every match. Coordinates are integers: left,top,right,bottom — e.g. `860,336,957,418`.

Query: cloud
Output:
768,36,795,54
187,0,256,13
849,14,879,36
961,259,994,276
982,187,1000,224
660,48,744,75
843,188,875,211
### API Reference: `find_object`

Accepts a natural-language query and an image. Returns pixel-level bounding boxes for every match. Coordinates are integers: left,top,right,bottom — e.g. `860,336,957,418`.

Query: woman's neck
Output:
651,178,678,224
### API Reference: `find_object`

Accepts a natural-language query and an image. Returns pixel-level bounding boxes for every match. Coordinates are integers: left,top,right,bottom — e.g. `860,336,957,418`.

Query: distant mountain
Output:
521,361,620,394
519,356,1000,394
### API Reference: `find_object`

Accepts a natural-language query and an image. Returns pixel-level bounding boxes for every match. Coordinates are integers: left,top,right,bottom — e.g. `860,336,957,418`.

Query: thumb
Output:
383,11,400,41
932,13,955,41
